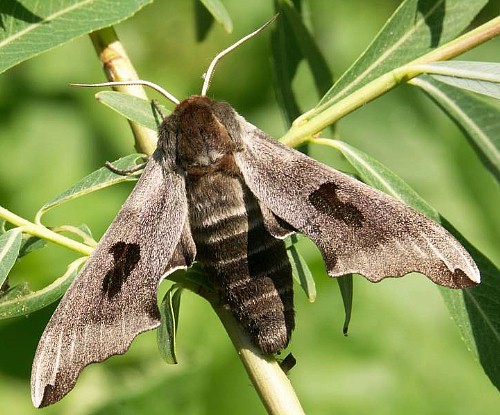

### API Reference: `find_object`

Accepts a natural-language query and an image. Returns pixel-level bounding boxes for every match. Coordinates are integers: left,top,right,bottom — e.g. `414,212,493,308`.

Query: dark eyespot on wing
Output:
102,242,141,300
308,182,364,227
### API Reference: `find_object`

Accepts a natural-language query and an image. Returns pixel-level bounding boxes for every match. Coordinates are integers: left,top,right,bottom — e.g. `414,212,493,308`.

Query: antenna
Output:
72,15,278,104
201,14,278,96
70,80,180,105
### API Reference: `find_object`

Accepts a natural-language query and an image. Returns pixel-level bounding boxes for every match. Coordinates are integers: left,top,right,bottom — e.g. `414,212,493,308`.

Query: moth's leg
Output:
279,353,296,374
152,99,168,121
105,159,148,176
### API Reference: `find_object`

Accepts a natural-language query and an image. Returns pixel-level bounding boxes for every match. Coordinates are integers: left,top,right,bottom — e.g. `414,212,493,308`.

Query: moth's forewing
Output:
31,150,194,408
234,121,480,288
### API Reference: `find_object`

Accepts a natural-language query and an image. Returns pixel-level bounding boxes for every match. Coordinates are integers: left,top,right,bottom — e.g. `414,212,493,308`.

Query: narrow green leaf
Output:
411,75,500,182
271,0,333,126
0,282,30,301
36,154,143,221
432,75,500,101
0,257,86,319
336,275,353,336
416,61,500,100
286,237,316,302
426,61,500,80
198,0,233,33
328,139,500,391
271,3,303,124
318,0,488,108
0,0,153,74
279,1,333,99
158,286,183,364
426,60,500,79
0,229,22,288
18,235,47,258
96,91,170,131
194,0,215,41
440,220,500,391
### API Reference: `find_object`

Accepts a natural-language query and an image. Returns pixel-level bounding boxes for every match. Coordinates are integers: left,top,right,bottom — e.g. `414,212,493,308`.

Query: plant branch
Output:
213,301,305,415
89,27,157,155
0,206,92,256
280,15,500,147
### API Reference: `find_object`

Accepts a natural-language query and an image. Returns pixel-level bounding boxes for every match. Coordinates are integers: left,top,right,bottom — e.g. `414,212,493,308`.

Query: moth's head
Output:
71,16,277,175
166,95,243,173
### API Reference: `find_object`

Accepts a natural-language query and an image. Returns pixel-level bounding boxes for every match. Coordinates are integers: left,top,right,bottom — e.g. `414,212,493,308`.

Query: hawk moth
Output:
31,21,479,409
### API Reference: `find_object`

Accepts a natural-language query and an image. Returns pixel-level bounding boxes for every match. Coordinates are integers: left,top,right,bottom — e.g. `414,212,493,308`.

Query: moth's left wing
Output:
234,122,479,288
31,150,194,407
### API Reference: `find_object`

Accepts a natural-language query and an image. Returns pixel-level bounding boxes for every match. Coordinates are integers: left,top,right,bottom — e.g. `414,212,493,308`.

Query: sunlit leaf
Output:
411,75,500,182
36,154,144,221
0,257,86,319
77,223,93,239
419,61,500,100
169,263,213,291
0,229,22,288
0,282,30,301
96,91,170,131
18,235,47,258
0,0,153,74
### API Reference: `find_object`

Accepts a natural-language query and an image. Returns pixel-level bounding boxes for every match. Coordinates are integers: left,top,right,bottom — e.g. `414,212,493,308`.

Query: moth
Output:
31,18,480,408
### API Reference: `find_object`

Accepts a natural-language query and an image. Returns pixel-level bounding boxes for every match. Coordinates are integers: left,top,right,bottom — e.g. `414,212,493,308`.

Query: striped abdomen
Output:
187,172,294,354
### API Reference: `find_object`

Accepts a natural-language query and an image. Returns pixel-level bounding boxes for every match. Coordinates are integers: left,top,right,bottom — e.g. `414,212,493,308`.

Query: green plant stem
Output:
175,278,305,415
89,28,157,155
0,206,92,256
213,301,305,415
51,225,98,247
281,15,500,147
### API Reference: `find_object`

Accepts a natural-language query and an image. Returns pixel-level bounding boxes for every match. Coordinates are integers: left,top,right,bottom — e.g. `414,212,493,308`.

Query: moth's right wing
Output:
235,122,479,289
31,150,195,408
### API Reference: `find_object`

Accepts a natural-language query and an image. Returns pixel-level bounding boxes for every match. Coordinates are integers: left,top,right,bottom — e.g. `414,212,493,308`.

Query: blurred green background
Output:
1,1,499,414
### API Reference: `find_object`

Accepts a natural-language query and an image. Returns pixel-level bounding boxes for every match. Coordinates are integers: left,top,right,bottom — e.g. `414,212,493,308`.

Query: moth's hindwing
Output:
31,150,194,408
234,121,480,288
